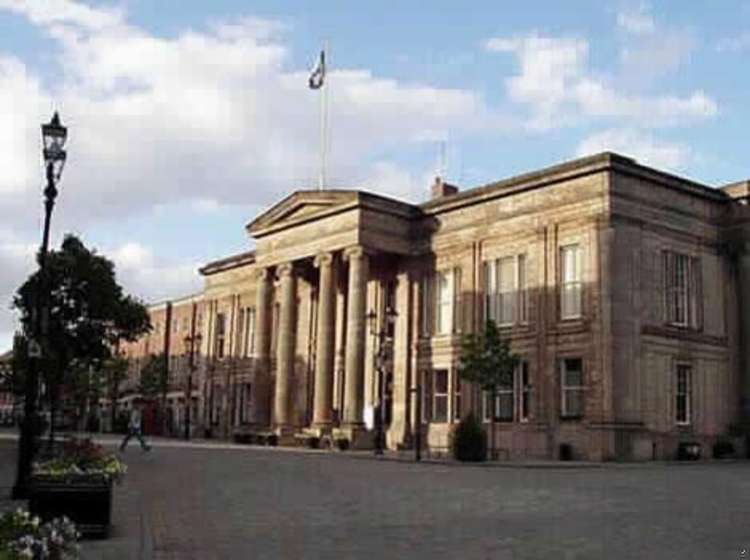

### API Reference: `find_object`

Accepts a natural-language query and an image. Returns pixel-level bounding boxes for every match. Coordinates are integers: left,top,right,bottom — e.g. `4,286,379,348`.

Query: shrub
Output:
451,413,487,462
33,437,127,484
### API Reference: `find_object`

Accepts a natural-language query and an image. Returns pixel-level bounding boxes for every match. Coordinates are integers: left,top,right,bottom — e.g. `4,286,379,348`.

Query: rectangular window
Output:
676,365,691,425
665,251,690,327
498,256,516,325
560,244,583,319
238,383,252,424
496,374,514,422
484,255,527,326
484,260,497,324
560,358,584,418
519,361,531,422
435,271,454,335
431,369,449,422
453,372,462,422
215,313,226,359
241,307,256,357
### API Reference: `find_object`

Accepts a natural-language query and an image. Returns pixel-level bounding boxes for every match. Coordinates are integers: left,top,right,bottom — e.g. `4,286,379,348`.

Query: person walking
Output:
119,407,151,452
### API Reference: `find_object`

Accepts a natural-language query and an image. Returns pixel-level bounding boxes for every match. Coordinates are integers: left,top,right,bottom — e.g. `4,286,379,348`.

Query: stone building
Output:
127,152,750,460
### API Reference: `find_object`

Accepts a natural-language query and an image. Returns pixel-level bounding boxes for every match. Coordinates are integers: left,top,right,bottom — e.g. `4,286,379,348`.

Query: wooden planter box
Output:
28,476,113,538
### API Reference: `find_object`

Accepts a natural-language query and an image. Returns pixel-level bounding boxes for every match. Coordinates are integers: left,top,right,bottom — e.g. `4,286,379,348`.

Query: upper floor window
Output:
560,244,583,319
436,270,456,335
560,358,584,418
676,365,691,425
664,251,702,329
215,313,226,359
242,307,256,357
484,254,527,326
421,268,461,336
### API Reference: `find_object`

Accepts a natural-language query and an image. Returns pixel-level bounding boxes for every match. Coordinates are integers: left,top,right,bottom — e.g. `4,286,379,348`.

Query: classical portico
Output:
245,190,417,445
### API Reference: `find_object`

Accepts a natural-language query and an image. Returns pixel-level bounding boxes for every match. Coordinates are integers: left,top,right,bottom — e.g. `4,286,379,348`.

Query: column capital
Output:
255,267,274,283
313,252,334,268
343,246,373,262
276,262,295,278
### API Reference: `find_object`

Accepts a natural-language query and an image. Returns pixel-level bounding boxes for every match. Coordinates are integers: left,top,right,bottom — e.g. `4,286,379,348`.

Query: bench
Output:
293,433,320,449
232,431,278,447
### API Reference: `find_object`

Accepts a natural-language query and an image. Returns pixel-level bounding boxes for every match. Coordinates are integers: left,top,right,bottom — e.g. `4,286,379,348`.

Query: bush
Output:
712,440,735,459
0,509,79,559
451,413,487,462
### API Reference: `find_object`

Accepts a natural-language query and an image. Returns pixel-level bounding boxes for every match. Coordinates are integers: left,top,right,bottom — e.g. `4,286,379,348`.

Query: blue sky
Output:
1,0,749,350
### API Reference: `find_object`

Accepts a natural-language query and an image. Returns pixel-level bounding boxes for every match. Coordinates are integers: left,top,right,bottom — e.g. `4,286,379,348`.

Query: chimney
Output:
431,176,459,200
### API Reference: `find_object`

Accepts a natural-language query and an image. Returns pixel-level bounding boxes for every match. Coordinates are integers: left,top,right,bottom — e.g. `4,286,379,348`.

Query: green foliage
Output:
451,413,487,462
458,320,519,394
139,353,168,398
33,437,127,484
13,234,151,372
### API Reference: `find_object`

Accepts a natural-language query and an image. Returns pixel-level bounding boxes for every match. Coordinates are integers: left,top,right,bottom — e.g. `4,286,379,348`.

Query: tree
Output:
457,320,519,460
13,235,151,440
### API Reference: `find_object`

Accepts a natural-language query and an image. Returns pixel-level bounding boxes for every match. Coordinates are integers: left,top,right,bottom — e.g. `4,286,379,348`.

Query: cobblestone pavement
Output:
2,436,750,559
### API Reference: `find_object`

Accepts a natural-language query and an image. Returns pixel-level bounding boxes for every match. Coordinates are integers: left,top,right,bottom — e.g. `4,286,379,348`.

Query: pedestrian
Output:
119,406,151,452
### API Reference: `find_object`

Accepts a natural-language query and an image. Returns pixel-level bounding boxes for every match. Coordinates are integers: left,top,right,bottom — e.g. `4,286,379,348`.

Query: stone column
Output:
343,247,369,427
274,262,296,431
312,252,336,429
252,268,273,426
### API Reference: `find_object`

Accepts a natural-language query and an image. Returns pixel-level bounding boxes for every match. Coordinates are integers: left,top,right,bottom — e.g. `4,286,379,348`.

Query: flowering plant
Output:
0,508,79,559
32,438,126,484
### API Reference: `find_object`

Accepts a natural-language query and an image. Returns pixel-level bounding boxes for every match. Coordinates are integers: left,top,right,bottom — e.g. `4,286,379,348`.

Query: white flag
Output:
308,49,325,89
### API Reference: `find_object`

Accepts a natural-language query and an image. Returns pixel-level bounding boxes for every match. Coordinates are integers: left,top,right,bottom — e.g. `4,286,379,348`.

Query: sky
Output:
1,0,749,351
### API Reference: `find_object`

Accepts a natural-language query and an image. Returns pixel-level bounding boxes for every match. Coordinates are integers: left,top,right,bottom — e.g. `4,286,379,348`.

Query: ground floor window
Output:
482,360,530,423
676,365,691,425
560,358,584,418
238,383,251,425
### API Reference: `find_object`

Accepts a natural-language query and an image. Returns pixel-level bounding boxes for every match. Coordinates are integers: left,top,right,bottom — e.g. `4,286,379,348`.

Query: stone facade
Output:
125,152,750,460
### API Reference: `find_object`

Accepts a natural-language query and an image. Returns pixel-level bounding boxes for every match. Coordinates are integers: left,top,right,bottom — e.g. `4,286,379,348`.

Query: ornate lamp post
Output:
13,112,67,499
182,331,201,441
367,306,397,456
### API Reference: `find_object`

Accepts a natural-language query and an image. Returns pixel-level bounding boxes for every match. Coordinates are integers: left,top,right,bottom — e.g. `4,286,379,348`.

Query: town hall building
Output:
121,152,750,461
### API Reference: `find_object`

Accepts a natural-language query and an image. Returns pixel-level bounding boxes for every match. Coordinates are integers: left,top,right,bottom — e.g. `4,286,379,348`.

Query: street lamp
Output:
182,331,201,441
367,305,397,456
13,112,68,499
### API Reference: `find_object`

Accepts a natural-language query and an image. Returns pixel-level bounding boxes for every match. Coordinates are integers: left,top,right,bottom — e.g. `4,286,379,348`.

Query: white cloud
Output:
617,3,655,35
716,32,750,52
484,31,715,129
575,128,692,170
110,242,202,304
0,230,38,351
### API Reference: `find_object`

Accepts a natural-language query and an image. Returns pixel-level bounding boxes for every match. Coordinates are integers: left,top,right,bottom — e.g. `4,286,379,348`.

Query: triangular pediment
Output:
246,190,360,235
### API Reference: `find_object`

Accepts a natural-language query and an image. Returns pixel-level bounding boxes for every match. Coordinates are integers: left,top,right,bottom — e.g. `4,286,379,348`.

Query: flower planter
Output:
28,476,113,539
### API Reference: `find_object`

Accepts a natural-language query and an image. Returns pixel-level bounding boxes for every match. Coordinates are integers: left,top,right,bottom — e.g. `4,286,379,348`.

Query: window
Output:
664,252,702,328
519,361,531,422
238,383,252,424
435,270,455,335
244,307,256,357
421,370,432,422
215,313,226,359
432,369,449,422
482,360,530,422
560,244,583,319
484,255,527,325
453,372,462,422
676,365,691,425
560,358,584,418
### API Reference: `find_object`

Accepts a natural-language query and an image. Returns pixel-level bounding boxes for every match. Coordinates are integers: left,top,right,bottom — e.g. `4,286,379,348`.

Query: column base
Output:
273,425,297,446
333,425,374,450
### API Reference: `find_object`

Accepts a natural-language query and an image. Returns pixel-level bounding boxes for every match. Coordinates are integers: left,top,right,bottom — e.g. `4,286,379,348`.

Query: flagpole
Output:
318,40,329,191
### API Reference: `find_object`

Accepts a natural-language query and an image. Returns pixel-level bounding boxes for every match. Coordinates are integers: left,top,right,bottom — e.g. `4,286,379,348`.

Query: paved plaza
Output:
1,436,749,559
